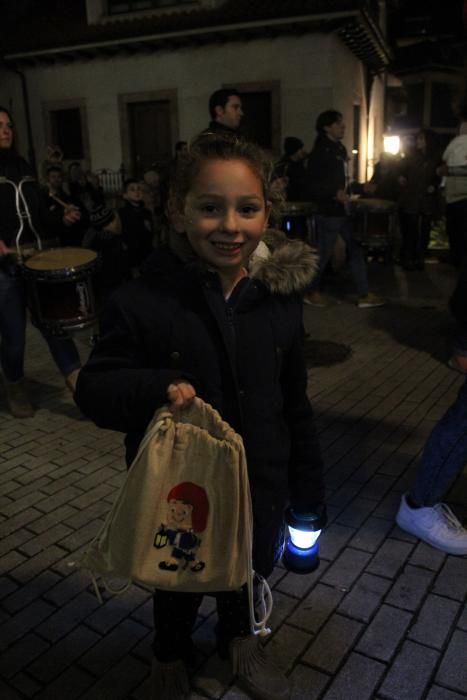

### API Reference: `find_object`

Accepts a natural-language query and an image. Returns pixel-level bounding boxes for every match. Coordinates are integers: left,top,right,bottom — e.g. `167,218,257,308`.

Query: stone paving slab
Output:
1,260,467,698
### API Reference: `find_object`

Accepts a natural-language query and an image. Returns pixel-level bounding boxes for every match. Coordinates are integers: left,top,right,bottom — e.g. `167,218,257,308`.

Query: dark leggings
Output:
399,212,432,265
153,585,251,662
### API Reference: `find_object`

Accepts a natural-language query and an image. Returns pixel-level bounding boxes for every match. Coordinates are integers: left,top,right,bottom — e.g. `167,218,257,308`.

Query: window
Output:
49,108,84,160
43,99,90,167
108,0,194,14
386,84,424,130
223,81,281,155
431,82,459,129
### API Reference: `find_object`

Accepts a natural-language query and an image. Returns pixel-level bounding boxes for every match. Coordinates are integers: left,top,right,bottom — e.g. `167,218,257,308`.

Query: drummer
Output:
43,165,89,247
0,106,82,418
303,109,385,309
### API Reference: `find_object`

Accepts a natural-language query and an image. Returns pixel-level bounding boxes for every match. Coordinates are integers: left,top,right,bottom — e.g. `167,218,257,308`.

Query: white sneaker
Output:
396,494,467,555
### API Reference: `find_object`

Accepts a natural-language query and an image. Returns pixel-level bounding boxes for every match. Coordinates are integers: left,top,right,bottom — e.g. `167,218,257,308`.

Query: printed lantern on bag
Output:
154,481,209,574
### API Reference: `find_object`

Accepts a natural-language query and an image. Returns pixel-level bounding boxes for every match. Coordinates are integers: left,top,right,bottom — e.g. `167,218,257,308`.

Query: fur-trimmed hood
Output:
167,227,318,296
249,229,318,295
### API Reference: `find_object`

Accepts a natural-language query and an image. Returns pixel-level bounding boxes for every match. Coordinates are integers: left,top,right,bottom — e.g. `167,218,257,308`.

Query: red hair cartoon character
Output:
154,482,209,573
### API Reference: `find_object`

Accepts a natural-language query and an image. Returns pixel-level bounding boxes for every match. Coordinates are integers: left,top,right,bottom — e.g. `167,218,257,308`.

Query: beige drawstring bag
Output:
82,398,254,595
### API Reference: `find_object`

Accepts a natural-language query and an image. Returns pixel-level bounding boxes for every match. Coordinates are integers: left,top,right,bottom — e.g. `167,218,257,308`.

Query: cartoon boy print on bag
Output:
154,481,209,573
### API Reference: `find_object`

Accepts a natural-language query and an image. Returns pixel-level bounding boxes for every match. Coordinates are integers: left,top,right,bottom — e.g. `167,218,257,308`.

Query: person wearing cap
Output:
84,205,130,299
303,109,385,309
274,137,308,202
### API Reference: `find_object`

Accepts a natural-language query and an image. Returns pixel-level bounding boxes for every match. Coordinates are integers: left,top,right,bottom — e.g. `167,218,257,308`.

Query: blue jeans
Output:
310,216,368,296
0,267,81,381
410,377,467,506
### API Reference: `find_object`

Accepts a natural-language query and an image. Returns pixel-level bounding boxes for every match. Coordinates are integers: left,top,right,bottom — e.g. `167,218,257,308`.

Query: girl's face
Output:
178,158,270,279
0,111,13,150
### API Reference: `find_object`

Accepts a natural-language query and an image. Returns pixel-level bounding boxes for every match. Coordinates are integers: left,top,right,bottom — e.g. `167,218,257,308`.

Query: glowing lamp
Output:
383,134,400,155
283,506,327,574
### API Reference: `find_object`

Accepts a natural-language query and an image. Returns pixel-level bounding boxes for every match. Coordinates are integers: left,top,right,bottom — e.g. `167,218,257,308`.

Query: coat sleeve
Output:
74,295,192,434
281,310,326,513
305,147,342,204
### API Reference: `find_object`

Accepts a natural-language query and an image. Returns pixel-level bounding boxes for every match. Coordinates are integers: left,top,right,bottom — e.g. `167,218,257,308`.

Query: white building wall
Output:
6,32,385,177
18,33,344,171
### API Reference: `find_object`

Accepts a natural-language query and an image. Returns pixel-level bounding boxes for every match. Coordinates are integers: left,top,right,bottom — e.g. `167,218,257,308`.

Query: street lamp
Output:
383,134,401,155
283,506,327,574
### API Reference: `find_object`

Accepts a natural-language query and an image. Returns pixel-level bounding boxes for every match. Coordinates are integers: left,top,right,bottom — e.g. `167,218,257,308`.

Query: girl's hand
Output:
167,381,196,410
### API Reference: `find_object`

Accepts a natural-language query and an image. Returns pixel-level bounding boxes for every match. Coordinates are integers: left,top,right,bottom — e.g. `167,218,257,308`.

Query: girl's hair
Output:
168,134,282,221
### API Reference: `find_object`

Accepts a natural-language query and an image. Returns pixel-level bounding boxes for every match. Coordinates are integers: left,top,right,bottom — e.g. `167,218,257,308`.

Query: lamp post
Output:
283,506,327,574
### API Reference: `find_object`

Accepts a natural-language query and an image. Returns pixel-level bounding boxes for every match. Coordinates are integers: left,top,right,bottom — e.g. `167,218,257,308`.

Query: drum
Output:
352,198,397,252
280,201,316,241
23,247,98,336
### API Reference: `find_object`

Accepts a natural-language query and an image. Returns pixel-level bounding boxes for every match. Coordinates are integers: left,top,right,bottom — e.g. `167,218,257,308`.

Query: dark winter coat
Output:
274,156,308,202
42,187,89,247
398,151,442,216
118,200,154,270
74,230,325,576
199,121,239,139
0,151,52,250
305,137,349,216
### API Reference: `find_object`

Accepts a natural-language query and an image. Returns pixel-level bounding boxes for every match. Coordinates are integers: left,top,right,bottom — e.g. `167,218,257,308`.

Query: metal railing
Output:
96,165,125,194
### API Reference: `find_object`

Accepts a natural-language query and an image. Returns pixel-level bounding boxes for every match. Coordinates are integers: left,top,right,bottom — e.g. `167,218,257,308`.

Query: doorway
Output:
119,91,179,178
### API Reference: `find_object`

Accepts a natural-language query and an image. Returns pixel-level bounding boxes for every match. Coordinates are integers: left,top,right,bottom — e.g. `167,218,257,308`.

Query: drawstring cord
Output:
81,405,274,638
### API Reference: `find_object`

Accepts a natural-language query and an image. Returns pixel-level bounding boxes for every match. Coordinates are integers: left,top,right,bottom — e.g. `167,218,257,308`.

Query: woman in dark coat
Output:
0,106,82,416
74,135,325,700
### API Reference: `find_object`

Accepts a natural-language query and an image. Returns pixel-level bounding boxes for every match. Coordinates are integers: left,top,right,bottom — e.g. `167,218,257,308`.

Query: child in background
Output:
118,178,154,277
74,135,325,700
84,205,130,299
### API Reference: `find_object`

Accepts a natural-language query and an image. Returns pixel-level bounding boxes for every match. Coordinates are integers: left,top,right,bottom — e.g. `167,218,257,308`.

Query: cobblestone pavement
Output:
1,260,467,700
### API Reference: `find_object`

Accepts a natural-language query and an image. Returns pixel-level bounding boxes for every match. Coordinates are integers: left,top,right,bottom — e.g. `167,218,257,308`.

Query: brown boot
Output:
5,379,35,418
65,368,81,393
230,635,290,700
149,657,190,700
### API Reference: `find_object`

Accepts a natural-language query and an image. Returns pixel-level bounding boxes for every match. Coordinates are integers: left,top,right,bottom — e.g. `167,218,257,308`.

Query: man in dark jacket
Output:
200,88,243,137
304,109,385,309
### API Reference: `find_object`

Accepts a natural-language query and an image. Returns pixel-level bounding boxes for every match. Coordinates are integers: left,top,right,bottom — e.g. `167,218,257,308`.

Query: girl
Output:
74,135,325,700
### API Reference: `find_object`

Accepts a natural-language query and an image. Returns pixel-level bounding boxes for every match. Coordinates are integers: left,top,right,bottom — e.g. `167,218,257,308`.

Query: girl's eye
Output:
240,205,260,216
200,204,219,215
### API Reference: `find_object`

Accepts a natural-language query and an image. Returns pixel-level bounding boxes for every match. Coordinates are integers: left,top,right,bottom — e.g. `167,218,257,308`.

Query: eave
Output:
3,8,391,73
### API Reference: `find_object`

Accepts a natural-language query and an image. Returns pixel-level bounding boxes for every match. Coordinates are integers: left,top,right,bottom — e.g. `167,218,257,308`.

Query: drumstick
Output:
49,193,79,210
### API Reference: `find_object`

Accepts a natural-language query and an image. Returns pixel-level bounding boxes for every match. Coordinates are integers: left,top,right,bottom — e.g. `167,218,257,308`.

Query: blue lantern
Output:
283,506,327,574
